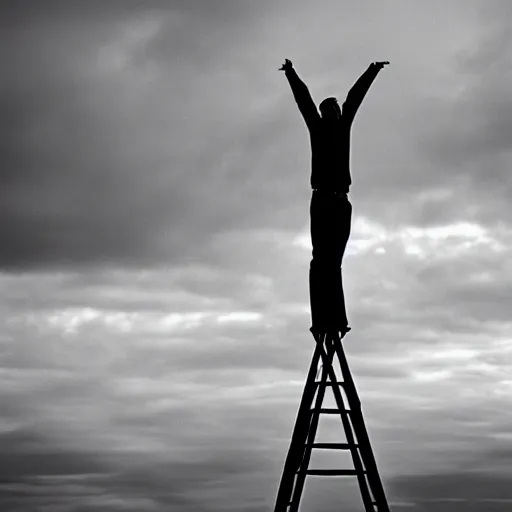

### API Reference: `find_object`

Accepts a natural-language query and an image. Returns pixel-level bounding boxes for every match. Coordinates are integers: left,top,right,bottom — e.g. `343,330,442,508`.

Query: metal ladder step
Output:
307,442,357,450
305,469,363,476
310,407,351,414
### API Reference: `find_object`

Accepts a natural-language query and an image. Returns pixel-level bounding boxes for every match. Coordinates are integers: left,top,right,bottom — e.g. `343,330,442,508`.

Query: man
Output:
280,58,389,337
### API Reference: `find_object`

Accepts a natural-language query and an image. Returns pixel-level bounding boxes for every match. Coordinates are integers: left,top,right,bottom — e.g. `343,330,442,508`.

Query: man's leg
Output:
309,192,338,332
334,197,353,332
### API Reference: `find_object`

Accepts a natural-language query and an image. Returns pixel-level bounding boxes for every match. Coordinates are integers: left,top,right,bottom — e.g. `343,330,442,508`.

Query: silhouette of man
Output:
280,58,389,337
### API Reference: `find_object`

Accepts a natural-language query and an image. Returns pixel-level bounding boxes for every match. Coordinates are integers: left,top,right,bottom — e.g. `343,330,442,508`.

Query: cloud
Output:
389,471,512,511
0,0,299,272
407,0,512,230
3,0,512,510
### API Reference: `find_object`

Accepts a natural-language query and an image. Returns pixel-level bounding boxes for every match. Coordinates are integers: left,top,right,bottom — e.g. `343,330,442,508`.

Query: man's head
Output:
319,97,341,120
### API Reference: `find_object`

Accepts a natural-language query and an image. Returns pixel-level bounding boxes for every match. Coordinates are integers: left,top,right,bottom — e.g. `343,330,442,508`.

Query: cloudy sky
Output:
2,0,512,510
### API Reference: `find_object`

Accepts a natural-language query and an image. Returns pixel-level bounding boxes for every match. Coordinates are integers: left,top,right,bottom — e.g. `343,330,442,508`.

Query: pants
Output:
309,190,352,331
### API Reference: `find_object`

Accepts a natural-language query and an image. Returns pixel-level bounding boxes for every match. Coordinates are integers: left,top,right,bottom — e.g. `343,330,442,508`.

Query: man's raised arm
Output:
343,61,389,124
280,59,320,130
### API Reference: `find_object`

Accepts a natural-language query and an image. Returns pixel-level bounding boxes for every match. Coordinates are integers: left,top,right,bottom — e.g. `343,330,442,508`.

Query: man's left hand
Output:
279,58,293,71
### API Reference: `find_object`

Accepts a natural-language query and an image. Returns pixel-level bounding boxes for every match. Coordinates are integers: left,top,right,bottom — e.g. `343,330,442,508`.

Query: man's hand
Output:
374,61,390,69
279,58,293,71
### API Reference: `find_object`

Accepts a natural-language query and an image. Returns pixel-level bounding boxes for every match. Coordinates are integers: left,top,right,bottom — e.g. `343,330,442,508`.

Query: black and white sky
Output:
2,0,512,510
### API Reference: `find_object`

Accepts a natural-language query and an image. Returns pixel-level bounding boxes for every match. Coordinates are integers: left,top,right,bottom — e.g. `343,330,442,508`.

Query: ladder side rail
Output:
274,340,323,512
334,340,391,512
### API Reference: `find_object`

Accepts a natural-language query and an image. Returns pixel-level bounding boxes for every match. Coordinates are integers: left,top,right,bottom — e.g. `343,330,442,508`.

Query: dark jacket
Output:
285,63,382,192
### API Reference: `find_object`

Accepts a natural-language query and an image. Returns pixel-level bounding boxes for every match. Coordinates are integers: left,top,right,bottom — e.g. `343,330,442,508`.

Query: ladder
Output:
273,331,390,512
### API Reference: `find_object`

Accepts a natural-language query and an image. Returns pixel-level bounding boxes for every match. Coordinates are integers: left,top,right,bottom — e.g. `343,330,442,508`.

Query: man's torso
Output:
309,117,352,192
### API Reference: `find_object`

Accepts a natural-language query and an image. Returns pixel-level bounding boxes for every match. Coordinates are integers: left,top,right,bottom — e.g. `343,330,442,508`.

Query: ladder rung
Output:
309,442,356,450
305,469,362,476
310,408,351,414
316,381,344,386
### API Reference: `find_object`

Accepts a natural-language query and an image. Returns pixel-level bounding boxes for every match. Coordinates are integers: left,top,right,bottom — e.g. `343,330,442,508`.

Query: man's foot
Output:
340,326,351,339
310,325,351,339
309,326,324,339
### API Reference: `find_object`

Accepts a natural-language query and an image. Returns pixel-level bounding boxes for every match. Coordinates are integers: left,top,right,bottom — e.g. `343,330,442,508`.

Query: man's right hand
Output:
279,58,293,71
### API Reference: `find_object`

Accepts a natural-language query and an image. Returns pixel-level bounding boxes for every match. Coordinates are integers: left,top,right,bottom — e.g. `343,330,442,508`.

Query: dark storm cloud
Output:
0,0,285,271
108,452,275,511
389,472,512,511
406,0,512,229
0,428,106,481
0,426,274,511
0,427,122,510
1,1,165,270
424,2,512,168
